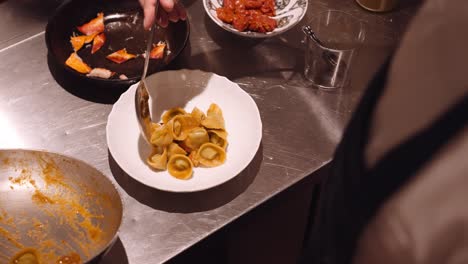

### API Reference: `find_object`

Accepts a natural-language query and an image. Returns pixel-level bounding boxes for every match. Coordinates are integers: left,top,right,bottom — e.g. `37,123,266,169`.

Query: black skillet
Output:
45,0,190,90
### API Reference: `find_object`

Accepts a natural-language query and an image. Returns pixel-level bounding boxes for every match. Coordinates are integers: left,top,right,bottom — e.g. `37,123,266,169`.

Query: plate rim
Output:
106,69,263,193
202,0,308,38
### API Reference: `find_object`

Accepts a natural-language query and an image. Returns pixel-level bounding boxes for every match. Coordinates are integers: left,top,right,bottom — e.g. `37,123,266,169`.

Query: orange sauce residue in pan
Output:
56,252,81,264
2,158,10,166
41,162,68,189
9,169,35,187
8,248,82,264
0,252,10,262
0,210,16,229
0,227,23,249
2,155,108,263
32,190,56,205
9,248,39,264
37,159,105,257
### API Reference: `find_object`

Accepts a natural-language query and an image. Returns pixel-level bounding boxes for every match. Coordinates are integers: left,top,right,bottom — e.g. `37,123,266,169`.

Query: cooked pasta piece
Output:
171,115,199,141
196,143,226,167
147,147,168,170
161,107,186,124
184,127,209,151
188,151,200,167
167,154,193,179
208,129,228,149
167,142,187,157
150,122,161,133
191,107,206,124
147,105,228,179
201,103,225,130
150,122,173,146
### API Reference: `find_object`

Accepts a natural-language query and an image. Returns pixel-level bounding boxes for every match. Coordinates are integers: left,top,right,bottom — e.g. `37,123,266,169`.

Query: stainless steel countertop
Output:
0,0,417,263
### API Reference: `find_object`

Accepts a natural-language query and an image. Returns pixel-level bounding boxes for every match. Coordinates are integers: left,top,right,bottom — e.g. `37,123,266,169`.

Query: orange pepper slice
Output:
91,33,106,54
70,36,85,52
65,53,92,74
77,13,105,36
106,48,137,64
150,42,166,59
70,34,96,52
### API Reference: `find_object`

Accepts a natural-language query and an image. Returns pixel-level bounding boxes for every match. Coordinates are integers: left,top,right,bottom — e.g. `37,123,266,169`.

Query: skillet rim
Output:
45,0,191,86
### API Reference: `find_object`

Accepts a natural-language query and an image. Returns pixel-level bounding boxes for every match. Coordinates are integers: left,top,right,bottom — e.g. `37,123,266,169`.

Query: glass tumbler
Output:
304,11,365,89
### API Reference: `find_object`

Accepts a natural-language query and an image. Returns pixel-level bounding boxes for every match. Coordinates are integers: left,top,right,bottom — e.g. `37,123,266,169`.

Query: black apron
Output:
300,59,468,264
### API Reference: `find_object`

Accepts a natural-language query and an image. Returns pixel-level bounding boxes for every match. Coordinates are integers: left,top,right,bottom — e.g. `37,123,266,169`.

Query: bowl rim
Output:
106,69,263,193
45,0,191,85
0,148,125,263
202,0,308,38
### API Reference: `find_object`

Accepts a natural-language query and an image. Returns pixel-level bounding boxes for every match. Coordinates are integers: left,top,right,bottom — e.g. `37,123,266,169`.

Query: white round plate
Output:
203,0,308,38
107,70,262,192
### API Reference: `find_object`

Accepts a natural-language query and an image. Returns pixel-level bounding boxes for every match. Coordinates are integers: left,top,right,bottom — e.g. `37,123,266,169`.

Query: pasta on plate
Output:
146,103,228,180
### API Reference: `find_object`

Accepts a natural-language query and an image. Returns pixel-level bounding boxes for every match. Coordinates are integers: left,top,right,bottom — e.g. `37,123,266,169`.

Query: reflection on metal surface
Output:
0,32,45,54
0,0,60,50
0,0,417,262
0,112,24,148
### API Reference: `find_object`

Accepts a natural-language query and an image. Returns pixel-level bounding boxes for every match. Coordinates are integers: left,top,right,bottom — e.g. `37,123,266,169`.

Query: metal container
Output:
356,0,398,12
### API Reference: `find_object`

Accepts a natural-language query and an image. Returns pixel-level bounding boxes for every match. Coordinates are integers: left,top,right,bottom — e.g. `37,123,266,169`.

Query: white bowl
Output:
203,0,308,38
107,70,263,192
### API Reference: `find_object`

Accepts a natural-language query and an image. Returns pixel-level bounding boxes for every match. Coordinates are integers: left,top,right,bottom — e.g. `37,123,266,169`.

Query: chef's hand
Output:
139,0,187,29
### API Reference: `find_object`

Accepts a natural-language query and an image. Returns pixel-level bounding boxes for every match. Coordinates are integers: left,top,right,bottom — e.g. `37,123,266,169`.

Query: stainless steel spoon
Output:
135,3,160,144
302,25,338,66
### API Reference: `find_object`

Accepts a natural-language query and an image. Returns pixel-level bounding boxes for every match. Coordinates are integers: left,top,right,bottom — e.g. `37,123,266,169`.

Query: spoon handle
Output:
302,25,339,67
142,1,159,80
302,25,325,47
136,2,160,144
